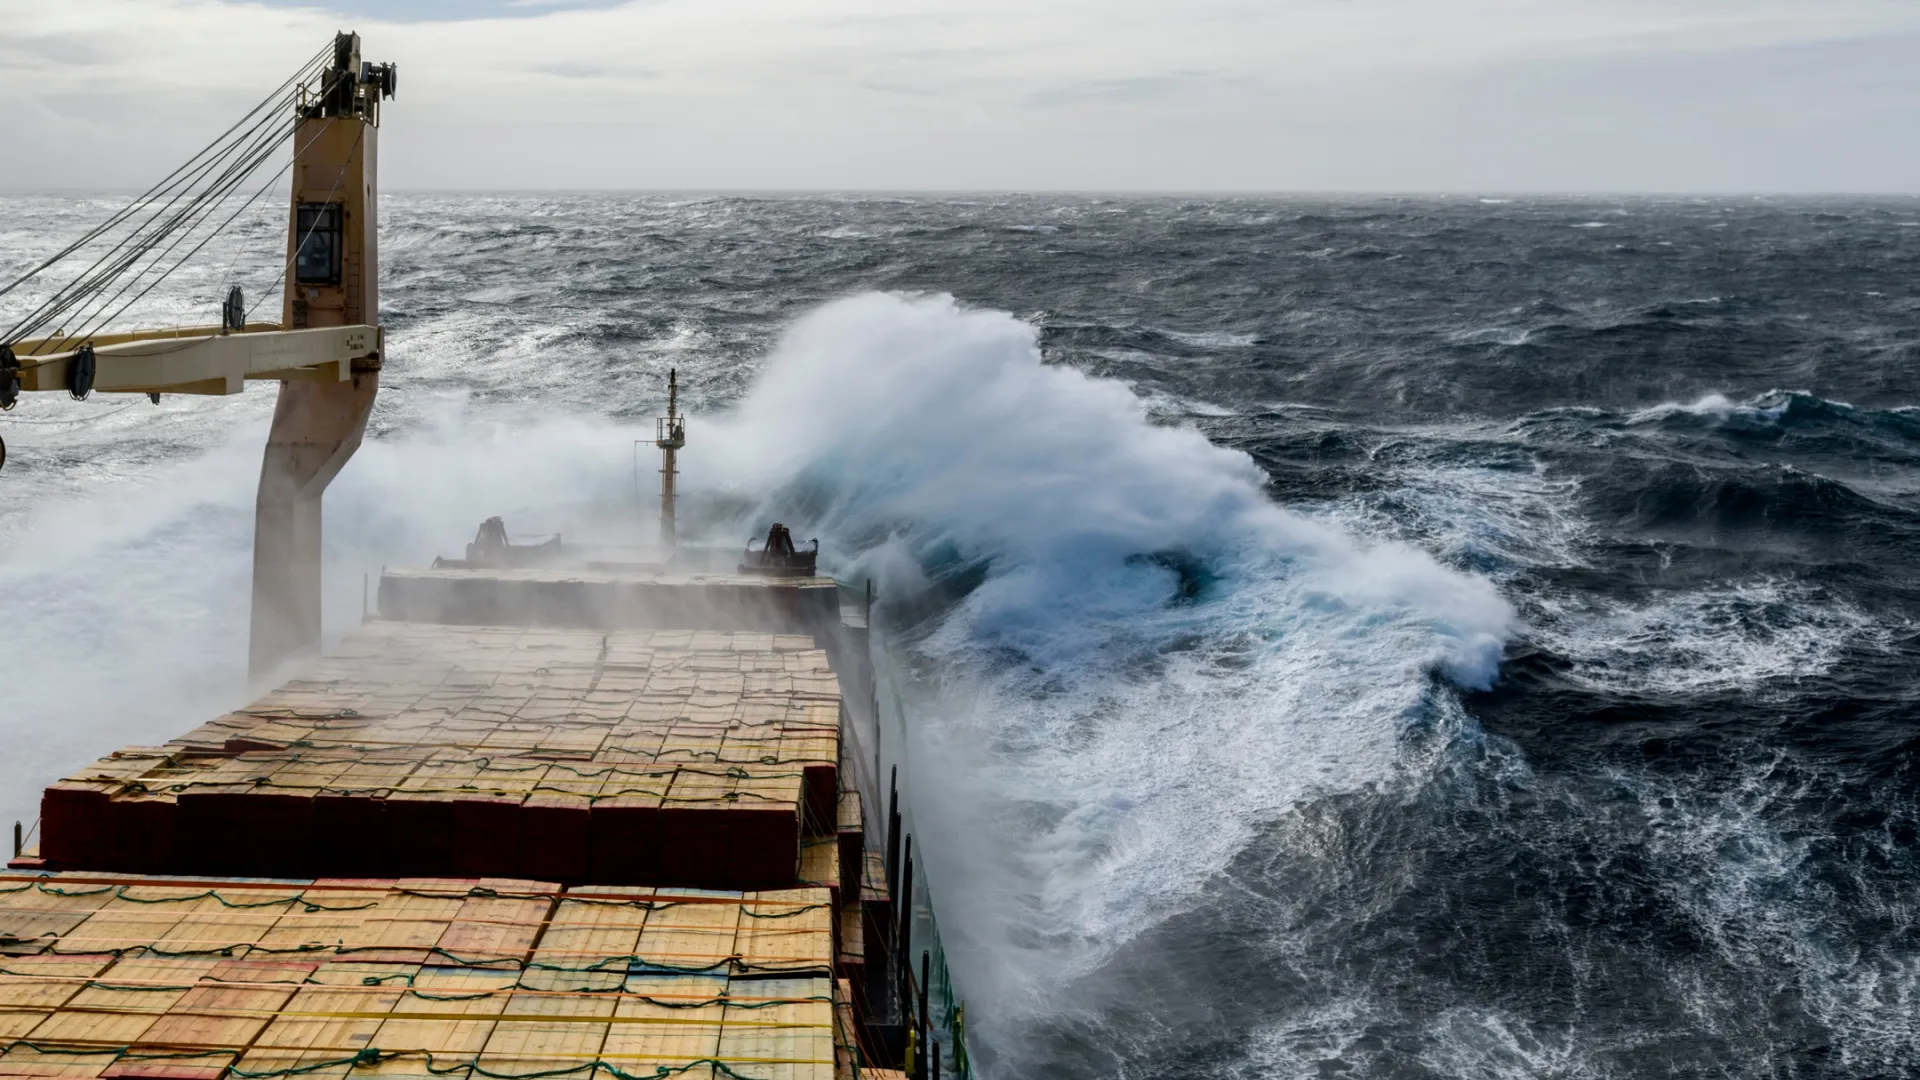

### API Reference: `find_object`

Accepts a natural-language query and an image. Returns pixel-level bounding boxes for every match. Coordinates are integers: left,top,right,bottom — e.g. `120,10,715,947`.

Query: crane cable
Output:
0,46,340,355
42,97,346,359
3,67,334,353
0,41,329,308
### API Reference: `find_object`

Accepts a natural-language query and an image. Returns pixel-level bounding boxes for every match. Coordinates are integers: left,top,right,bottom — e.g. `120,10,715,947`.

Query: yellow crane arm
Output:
9,324,378,396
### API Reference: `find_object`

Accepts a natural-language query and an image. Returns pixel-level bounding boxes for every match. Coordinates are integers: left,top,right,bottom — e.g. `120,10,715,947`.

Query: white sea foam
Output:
1157,327,1258,349
1533,579,1894,696
1622,760,1920,1073
1625,389,1852,425
0,296,1516,1018
695,293,1515,1016
1292,432,1897,701
1448,326,1532,347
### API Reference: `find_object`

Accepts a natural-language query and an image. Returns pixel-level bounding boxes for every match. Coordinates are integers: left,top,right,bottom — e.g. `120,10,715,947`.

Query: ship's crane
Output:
0,32,395,680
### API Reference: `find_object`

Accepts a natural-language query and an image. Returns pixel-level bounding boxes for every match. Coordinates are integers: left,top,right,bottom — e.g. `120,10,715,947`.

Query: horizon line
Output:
2,187,1919,200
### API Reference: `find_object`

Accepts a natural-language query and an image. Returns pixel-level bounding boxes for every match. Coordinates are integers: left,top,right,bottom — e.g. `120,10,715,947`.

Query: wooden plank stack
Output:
376,569,842,635
31,626,846,890
0,873,843,1080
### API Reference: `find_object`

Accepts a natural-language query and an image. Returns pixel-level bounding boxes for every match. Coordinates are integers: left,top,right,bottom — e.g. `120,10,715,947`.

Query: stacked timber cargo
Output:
377,568,844,637
0,872,841,1078
31,625,843,886
6,553,932,1080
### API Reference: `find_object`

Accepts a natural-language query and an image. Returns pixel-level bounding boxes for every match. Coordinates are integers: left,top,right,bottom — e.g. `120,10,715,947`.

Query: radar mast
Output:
655,369,686,548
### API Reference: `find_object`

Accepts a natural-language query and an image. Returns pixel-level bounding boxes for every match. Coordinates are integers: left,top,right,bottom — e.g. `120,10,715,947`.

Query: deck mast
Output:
655,369,686,549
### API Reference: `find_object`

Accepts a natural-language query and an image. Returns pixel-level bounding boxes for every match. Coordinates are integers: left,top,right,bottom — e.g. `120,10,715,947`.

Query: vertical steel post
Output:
656,369,684,549
898,838,913,1022
919,949,931,1047
885,767,901,893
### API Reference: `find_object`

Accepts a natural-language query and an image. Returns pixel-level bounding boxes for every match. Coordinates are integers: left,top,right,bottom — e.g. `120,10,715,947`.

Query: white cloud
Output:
2,0,1918,190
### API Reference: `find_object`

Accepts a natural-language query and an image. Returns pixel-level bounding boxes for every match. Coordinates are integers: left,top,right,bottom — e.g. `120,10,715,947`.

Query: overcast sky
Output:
4,0,1919,192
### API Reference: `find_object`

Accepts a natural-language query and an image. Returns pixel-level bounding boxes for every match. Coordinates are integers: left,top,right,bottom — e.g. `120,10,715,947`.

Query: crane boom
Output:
0,31,395,682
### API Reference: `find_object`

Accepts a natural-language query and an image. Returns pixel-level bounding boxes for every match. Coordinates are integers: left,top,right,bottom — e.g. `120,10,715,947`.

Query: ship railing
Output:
863,630,973,1080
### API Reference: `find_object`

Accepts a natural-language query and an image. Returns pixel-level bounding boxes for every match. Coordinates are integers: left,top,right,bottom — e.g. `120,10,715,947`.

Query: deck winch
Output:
743,522,821,576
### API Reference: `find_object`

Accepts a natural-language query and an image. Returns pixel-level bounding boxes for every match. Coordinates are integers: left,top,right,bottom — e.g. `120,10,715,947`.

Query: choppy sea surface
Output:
4,193,1920,1079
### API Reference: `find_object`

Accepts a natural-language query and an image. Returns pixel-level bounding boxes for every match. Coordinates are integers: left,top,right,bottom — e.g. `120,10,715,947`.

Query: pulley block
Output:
222,285,245,332
67,344,95,401
0,345,17,411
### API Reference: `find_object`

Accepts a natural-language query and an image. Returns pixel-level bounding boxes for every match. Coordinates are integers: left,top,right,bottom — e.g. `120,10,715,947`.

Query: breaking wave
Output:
705,293,1514,1027
10,192,1920,1079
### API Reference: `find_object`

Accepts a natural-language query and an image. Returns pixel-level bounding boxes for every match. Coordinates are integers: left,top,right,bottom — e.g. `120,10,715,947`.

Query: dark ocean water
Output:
4,194,1920,1079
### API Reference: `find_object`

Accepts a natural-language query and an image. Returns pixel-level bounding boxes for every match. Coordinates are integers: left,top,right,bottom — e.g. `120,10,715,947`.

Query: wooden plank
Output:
102,958,320,1080
836,910,864,988
254,884,392,957
340,885,466,964
235,961,418,1080
54,884,213,958
434,888,553,967
734,891,834,979
473,966,618,1078
600,974,727,1080
535,892,651,972
16,956,222,1064
150,884,304,957
450,764,548,878
0,955,116,1041
799,839,838,897
587,768,665,886
346,965,518,1080
0,881,113,956
833,979,856,1080
633,891,741,978
716,976,835,1080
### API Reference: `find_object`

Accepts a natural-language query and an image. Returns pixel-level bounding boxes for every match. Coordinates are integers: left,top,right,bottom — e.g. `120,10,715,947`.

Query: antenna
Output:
654,369,686,549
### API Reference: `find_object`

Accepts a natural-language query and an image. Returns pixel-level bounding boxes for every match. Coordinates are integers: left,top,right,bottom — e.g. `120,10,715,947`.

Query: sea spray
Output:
9,192,1916,1077
0,292,1514,1069
701,293,1515,1048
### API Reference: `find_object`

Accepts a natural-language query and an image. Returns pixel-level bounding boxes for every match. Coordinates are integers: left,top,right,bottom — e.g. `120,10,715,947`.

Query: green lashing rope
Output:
0,879,375,912
0,1042,783,1080
113,761,807,803
1,932,834,981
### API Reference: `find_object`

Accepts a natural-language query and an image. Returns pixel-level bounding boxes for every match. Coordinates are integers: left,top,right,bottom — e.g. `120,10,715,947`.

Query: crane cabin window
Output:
294,203,342,285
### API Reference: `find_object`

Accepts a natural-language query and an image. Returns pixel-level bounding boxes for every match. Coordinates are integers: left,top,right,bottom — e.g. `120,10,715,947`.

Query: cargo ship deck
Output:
6,558,959,1080
2,29,966,1080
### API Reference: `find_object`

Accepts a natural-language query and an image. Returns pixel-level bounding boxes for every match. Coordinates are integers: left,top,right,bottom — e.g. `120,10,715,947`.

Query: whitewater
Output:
5,193,1920,1079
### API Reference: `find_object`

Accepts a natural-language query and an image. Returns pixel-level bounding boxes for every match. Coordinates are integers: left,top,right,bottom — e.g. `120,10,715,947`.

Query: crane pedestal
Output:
248,371,378,679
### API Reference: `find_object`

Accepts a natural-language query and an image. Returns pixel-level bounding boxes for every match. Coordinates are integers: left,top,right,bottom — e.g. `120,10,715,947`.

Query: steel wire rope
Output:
0,402,142,425
3,56,345,365
0,43,329,305
2,112,294,349
53,115,330,354
1,59,332,347
4,113,299,353
28,115,308,354
1,70,355,376
19,65,352,353
244,119,368,326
